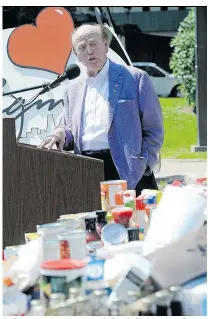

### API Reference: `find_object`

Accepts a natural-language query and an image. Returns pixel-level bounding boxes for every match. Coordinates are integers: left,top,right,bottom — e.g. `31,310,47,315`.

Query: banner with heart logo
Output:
7,7,74,74
3,7,127,147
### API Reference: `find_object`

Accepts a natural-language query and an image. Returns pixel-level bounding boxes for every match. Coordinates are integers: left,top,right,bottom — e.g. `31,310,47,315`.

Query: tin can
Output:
101,223,128,245
40,259,86,302
100,180,127,213
58,230,87,261
127,227,140,242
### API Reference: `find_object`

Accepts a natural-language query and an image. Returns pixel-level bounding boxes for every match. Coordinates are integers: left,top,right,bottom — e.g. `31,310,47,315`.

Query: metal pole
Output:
192,7,207,151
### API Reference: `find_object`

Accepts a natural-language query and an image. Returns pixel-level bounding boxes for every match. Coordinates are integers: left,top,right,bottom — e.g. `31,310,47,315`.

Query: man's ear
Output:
73,48,80,61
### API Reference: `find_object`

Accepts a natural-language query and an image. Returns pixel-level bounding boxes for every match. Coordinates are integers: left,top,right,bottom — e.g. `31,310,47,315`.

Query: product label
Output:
126,270,144,287
108,184,123,206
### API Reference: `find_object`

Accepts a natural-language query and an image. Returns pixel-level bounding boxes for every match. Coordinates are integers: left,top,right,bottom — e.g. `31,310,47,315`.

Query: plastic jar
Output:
40,259,86,302
111,207,133,228
37,223,66,262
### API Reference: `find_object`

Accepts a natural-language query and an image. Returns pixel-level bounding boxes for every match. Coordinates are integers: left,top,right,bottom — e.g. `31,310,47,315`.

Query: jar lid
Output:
58,230,85,240
111,207,133,213
37,222,65,234
95,210,107,217
101,223,128,245
37,222,61,229
85,217,96,221
100,180,127,184
127,227,140,232
41,259,86,270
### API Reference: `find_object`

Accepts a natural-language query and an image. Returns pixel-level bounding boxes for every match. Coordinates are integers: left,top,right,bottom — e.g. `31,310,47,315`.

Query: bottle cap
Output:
95,210,107,217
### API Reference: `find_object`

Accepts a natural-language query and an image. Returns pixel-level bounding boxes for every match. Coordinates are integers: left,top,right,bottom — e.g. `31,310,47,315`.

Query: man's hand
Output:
38,127,65,151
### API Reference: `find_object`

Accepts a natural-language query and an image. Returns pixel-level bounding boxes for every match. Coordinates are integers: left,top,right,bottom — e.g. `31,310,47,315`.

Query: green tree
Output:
170,9,195,107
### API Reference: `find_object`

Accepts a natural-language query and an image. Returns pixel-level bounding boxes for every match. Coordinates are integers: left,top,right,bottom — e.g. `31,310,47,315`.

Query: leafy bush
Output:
169,9,195,107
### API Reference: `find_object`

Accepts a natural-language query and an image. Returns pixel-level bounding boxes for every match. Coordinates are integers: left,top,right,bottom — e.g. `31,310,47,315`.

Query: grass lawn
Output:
159,98,207,160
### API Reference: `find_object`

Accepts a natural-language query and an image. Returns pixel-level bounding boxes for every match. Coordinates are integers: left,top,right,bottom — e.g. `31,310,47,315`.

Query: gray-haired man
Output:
39,23,164,195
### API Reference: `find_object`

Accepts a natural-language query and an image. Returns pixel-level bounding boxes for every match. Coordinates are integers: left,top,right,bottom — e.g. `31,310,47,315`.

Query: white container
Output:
135,209,148,233
37,222,66,261
107,255,152,308
58,230,87,261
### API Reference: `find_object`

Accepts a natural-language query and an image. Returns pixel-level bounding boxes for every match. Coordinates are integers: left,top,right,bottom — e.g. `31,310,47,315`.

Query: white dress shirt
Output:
81,59,110,151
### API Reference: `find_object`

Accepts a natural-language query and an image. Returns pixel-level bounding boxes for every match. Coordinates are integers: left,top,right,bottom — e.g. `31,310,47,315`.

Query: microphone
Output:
39,64,80,95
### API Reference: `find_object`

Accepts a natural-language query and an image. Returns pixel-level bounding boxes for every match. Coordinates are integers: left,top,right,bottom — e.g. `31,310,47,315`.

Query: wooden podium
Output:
3,118,104,247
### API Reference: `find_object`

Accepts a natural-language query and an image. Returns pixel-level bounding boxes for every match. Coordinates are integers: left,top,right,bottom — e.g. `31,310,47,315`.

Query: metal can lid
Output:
58,230,85,240
100,180,127,184
101,223,127,245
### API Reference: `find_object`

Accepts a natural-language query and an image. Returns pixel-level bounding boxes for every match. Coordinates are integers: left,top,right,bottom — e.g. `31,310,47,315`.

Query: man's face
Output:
73,25,108,74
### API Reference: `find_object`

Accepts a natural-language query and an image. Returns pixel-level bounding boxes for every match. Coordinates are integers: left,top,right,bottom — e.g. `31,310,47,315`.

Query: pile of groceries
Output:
3,178,207,316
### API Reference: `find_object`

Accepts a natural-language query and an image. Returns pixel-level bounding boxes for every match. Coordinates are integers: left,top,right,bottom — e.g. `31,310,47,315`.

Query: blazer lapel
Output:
108,60,124,131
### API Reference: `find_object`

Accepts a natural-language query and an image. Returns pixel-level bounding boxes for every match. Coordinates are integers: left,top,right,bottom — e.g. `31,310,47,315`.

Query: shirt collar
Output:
85,58,109,86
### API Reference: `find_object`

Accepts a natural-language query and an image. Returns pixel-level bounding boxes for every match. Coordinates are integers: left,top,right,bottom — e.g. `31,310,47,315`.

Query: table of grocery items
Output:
3,178,207,316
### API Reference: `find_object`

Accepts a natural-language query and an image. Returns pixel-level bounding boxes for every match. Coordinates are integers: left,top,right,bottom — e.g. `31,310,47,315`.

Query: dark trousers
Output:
82,149,158,196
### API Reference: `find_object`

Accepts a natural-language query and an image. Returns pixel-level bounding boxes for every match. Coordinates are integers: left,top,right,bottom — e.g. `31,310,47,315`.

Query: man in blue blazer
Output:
39,23,164,194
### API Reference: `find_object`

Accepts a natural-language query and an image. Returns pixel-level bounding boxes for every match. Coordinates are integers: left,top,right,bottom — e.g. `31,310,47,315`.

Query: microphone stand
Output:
3,82,50,96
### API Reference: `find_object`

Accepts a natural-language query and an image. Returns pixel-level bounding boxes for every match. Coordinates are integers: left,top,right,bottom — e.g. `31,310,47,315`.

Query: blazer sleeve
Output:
58,87,74,151
138,72,164,168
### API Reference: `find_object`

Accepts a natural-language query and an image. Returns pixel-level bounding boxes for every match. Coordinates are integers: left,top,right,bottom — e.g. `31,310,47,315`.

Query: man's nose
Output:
87,45,94,55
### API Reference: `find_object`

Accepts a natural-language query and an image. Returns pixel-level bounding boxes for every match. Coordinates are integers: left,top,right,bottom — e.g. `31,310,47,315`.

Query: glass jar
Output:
85,217,100,243
27,299,45,316
92,289,109,315
37,222,66,261
111,207,133,228
49,293,66,309
58,230,87,260
95,210,107,237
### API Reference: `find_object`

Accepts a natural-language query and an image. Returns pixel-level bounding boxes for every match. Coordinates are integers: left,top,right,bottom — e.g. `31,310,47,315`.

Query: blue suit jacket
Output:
62,60,164,189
